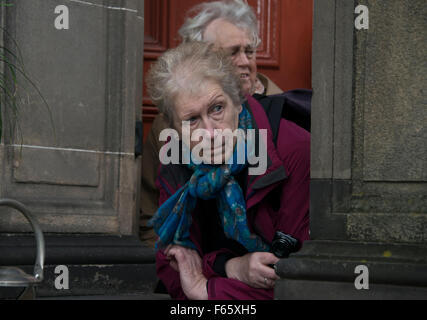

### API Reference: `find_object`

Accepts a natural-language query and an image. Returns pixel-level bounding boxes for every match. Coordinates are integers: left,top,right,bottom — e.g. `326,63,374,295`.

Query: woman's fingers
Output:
167,246,186,265
164,244,178,256
164,245,203,274
259,252,280,265
258,252,280,280
169,260,179,272
260,265,280,281
167,246,208,299
247,252,281,289
261,277,276,289
164,245,184,272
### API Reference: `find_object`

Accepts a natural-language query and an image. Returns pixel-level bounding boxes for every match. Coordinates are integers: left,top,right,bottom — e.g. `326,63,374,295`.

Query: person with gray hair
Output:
146,41,310,300
179,0,270,96
179,0,261,46
147,42,243,127
140,0,283,247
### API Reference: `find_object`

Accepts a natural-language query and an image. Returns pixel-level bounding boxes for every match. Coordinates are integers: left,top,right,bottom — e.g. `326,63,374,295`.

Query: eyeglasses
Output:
228,45,257,61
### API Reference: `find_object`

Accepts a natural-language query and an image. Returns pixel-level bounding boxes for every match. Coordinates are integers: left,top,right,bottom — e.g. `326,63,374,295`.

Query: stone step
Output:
37,293,171,300
1,235,162,299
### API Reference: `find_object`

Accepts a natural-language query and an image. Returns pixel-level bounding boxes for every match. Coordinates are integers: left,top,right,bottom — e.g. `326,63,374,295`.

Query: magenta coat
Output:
154,95,310,300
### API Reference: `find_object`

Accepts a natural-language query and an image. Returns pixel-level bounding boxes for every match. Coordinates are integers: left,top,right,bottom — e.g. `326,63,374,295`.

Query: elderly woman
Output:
147,41,310,300
140,0,284,247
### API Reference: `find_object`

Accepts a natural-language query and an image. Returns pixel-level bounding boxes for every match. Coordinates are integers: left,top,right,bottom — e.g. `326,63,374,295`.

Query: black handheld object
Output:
271,231,300,259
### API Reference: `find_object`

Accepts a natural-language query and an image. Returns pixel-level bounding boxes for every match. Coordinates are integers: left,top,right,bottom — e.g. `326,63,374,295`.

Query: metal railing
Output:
0,199,45,288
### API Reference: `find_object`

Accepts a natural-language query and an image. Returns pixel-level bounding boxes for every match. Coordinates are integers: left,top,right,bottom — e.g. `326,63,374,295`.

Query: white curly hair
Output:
146,42,244,126
178,0,261,48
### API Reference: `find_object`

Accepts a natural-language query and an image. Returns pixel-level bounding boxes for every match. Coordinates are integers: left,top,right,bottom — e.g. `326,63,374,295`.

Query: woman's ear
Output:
237,104,243,114
234,104,243,129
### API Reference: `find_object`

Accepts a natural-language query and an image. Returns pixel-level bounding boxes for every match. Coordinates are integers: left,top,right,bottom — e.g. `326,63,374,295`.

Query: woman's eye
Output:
188,117,198,124
212,105,223,113
246,50,255,57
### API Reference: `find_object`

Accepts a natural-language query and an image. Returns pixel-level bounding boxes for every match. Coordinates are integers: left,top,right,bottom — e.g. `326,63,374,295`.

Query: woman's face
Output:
203,19,258,96
172,80,242,164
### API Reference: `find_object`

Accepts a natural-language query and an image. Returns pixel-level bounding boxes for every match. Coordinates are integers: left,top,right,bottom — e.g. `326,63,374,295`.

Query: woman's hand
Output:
165,245,208,300
225,252,280,289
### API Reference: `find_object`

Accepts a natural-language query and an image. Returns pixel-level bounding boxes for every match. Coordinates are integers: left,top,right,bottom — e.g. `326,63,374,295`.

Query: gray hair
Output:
146,41,244,126
179,0,261,48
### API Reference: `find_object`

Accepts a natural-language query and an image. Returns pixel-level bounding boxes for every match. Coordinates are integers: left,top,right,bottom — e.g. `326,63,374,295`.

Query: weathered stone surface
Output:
275,240,427,299
361,0,427,182
279,0,427,300
276,279,427,300
0,0,143,235
310,0,335,180
0,207,119,233
12,0,108,149
0,235,158,299
347,213,426,243
13,147,100,186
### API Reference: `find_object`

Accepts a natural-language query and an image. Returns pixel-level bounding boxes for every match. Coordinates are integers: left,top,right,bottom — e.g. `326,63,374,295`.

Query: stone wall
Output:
311,0,426,244
349,0,426,242
276,0,427,299
0,0,144,236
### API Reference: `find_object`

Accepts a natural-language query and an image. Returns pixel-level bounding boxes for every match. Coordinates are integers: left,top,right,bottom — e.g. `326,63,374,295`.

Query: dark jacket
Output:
155,95,310,300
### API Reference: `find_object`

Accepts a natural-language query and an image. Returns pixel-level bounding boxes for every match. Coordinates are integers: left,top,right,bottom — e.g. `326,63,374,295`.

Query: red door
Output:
142,0,313,140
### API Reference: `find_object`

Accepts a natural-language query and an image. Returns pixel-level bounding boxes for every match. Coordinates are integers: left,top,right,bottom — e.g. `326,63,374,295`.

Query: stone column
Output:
0,0,143,236
275,0,427,299
0,1,160,298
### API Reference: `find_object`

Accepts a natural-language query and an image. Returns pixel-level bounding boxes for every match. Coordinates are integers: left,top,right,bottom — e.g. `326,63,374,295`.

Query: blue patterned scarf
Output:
149,106,270,253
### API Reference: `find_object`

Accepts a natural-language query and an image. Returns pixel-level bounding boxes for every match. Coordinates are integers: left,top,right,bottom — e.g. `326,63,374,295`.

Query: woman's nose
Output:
201,119,218,139
234,51,250,66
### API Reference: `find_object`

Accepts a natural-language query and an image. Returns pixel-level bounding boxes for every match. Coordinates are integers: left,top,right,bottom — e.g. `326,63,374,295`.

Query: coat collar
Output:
244,95,288,210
